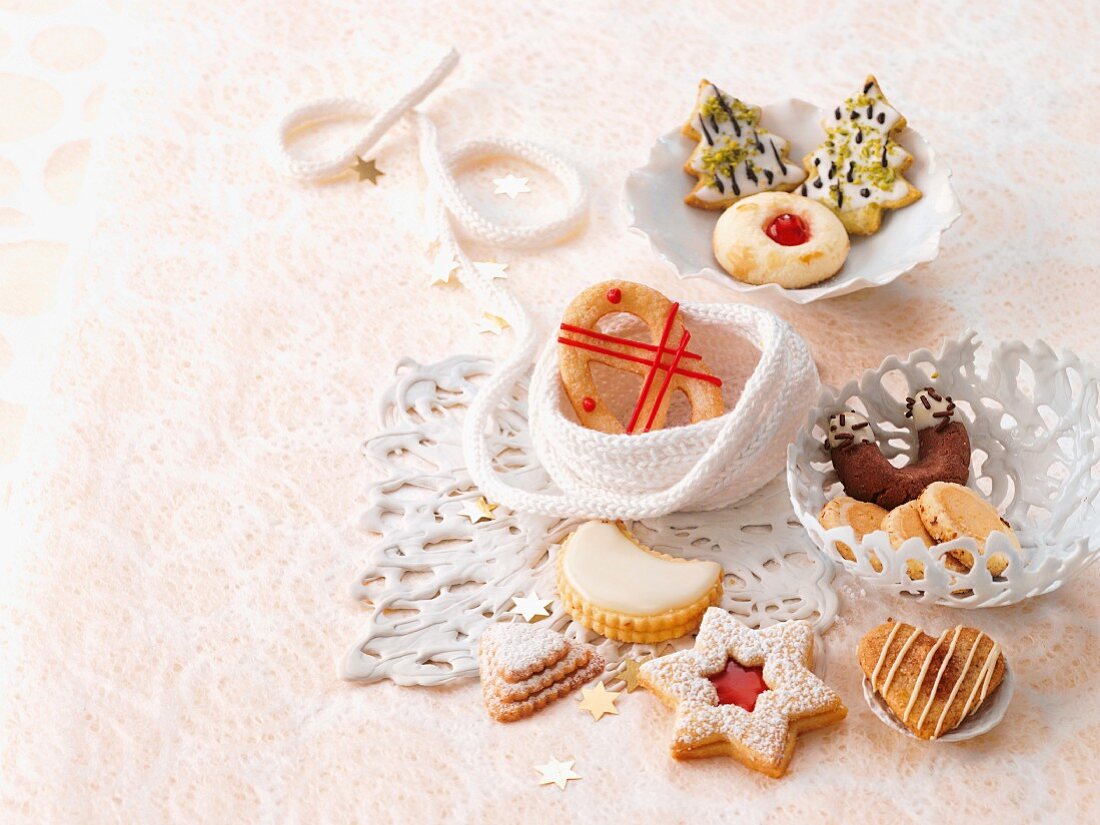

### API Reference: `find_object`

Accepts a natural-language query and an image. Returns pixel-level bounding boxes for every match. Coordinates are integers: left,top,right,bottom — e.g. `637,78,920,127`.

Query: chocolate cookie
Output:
826,388,970,510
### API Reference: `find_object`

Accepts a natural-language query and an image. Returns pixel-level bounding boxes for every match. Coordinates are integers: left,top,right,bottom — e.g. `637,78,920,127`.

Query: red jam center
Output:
765,213,810,246
581,396,597,412
709,660,768,712
606,287,622,304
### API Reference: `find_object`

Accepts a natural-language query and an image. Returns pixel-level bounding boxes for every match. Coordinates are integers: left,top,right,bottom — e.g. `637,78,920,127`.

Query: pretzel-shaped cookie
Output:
557,280,724,434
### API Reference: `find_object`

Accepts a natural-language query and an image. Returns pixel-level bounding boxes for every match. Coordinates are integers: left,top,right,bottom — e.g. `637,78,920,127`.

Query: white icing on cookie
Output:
799,77,913,213
826,410,874,448
906,387,956,431
561,521,721,615
686,82,805,204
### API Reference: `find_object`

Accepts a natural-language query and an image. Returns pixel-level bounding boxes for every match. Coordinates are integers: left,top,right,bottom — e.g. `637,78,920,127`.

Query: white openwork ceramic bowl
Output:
861,664,1015,743
623,98,962,304
786,332,1100,607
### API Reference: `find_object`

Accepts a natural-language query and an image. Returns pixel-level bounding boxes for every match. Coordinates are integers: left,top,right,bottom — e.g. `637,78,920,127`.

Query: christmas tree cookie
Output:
799,76,922,235
683,80,805,210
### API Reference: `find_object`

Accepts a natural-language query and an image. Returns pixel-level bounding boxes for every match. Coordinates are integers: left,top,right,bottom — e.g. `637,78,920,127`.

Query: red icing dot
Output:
606,287,622,304
581,396,597,412
709,660,768,712
765,213,810,246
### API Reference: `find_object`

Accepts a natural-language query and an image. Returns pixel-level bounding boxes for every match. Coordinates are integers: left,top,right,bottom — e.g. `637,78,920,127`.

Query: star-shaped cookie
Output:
639,608,846,778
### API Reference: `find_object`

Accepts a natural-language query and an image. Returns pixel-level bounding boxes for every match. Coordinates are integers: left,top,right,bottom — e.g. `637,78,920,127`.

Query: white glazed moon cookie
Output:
639,608,847,777
683,80,805,210
712,192,850,288
556,521,723,643
798,76,922,235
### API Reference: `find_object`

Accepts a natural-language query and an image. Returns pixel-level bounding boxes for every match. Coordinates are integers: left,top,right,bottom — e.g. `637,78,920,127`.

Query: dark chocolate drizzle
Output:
698,114,713,146
769,139,788,174
712,85,741,136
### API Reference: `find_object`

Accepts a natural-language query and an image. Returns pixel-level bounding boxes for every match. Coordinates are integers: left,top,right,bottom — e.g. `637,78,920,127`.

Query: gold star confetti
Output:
619,657,649,693
474,261,509,280
459,496,497,524
492,174,530,199
510,593,552,622
535,757,580,790
352,156,384,184
578,680,620,721
428,249,458,285
475,313,509,335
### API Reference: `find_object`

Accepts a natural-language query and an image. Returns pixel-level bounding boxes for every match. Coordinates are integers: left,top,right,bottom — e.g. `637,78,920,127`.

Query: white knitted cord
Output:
270,48,819,521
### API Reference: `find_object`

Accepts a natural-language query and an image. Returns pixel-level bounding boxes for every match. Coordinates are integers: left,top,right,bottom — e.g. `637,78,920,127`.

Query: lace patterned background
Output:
1,1,1099,821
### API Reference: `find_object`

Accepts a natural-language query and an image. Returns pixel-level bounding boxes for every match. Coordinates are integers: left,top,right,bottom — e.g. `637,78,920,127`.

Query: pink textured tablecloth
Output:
2,1,1099,821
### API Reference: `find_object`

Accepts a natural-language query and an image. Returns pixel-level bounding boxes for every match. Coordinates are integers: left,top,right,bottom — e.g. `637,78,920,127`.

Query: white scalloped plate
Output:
862,663,1015,743
623,98,962,304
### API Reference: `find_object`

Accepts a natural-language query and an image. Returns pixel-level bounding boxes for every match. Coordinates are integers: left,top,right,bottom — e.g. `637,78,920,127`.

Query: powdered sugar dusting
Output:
640,609,845,768
478,623,568,683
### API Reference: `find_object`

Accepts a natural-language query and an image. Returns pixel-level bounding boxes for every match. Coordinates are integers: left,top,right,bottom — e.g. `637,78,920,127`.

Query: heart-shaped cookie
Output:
857,619,1006,740
557,280,724,434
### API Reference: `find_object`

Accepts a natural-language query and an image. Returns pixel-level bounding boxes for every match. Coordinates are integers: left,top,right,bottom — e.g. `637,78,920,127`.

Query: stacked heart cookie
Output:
818,387,1023,577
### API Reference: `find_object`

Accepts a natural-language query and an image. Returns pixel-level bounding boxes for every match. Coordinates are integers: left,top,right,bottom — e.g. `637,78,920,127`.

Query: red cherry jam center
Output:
581,396,597,412
709,660,768,712
765,213,810,247
606,287,622,304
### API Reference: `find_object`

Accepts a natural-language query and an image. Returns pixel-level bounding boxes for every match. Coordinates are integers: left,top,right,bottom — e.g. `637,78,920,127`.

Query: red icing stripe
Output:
555,337,722,386
626,303,679,434
558,323,703,361
642,328,690,433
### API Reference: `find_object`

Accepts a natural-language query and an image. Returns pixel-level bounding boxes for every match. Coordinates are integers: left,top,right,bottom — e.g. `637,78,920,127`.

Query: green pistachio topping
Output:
700,91,758,127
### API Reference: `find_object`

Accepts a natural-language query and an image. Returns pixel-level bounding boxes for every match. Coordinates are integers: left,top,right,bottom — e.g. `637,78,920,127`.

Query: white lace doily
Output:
345,356,838,686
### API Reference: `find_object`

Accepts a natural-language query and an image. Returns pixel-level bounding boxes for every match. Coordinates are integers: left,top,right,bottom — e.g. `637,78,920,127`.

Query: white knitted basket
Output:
467,300,820,520
786,332,1100,607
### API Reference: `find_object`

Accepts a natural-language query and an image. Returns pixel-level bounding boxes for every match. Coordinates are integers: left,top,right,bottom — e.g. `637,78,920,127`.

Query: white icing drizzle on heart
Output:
799,77,913,212
915,626,962,730
870,622,1004,739
686,82,805,204
905,387,956,431
879,626,921,695
826,410,874,449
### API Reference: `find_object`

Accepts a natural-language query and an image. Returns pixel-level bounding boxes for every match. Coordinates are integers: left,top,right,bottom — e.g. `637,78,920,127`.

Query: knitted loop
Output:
270,48,815,521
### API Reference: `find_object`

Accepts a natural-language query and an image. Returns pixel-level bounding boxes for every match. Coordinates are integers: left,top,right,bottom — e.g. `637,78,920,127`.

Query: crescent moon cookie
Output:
798,76,922,235
557,280,724,434
683,80,806,210
556,521,723,643
826,387,971,510
858,619,1007,740
639,608,847,777
712,192,850,288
